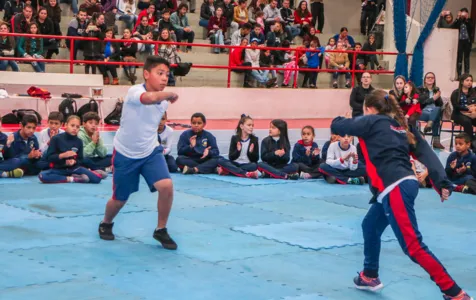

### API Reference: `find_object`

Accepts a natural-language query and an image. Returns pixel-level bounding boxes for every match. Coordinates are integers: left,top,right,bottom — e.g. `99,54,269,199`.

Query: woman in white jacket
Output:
244,38,276,88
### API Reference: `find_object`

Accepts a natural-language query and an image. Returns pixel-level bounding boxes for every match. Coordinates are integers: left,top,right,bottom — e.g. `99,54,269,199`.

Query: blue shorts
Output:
112,146,171,201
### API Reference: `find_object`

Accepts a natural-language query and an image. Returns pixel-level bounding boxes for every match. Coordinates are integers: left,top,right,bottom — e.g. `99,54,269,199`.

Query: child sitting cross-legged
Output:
0,114,24,178
39,111,65,155
319,134,366,185
445,133,476,194
292,125,321,179
78,112,112,171
217,114,260,179
258,119,299,180
39,115,105,184
176,113,220,175
157,112,178,173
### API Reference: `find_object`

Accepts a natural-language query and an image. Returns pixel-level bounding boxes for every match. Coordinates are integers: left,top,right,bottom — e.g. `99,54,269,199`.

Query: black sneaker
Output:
287,173,299,180
98,222,115,240
153,228,178,250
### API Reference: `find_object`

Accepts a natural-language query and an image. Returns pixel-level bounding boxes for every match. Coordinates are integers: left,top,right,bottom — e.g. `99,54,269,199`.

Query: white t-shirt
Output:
325,141,358,171
235,139,251,164
114,84,169,159
158,125,174,156
39,128,65,153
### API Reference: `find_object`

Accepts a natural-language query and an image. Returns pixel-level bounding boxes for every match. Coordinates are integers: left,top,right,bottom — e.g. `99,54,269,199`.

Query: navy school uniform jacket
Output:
261,136,291,167
331,115,452,201
228,134,259,163
177,129,220,159
0,132,6,161
445,151,476,181
321,140,330,163
5,130,40,159
292,140,320,166
46,132,84,169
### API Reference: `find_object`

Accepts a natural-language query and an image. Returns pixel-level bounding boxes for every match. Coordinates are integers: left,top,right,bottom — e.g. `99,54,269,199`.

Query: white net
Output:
407,0,439,32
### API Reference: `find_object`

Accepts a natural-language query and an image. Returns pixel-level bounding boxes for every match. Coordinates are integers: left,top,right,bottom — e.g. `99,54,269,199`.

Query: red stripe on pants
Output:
389,186,455,291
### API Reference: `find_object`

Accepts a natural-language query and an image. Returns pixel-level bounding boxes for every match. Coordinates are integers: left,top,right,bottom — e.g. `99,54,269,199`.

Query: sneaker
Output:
443,291,473,300
300,172,312,179
454,185,465,193
182,166,196,175
354,272,384,292
73,174,90,183
3,168,24,178
245,170,259,179
461,186,470,194
345,81,351,88
348,177,365,185
287,173,299,180
153,228,178,250
333,82,338,89
98,222,115,240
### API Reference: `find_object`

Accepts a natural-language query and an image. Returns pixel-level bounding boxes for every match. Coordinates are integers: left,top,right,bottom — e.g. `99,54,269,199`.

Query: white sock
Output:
67,176,74,183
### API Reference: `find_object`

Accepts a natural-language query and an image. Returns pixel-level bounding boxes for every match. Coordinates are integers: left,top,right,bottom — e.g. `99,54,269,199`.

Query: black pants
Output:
293,162,322,178
453,113,476,140
457,39,471,77
232,62,252,87
311,2,324,32
84,55,101,74
360,9,377,35
99,64,118,78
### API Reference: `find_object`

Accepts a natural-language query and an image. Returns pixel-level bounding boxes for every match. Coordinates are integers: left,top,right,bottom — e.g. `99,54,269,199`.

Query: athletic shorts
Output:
112,146,171,201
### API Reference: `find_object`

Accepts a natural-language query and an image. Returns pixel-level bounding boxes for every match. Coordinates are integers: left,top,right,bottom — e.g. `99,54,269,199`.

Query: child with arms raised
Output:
176,113,220,174
292,125,321,179
157,112,178,173
217,114,260,179
258,119,299,180
319,134,366,185
78,112,112,171
39,115,104,184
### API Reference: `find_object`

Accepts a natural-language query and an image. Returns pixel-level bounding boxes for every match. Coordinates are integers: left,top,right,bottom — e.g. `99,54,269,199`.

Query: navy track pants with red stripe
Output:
362,179,461,296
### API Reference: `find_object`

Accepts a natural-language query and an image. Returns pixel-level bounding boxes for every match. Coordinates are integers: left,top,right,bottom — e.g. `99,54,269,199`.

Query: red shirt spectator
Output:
135,4,157,29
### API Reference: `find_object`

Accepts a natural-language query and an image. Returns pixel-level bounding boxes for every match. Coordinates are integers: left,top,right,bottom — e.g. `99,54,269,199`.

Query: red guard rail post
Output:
0,32,410,88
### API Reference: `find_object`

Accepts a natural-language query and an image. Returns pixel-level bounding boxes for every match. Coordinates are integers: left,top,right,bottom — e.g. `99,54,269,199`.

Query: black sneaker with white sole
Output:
98,222,115,240
153,228,178,250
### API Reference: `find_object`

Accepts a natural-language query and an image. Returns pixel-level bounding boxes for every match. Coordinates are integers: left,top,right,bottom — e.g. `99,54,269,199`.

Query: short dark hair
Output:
21,114,38,126
355,42,362,47
253,23,261,29
48,111,64,122
78,8,87,14
238,0,246,4
144,56,170,71
178,3,188,11
83,112,100,124
23,4,33,10
162,8,171,14
191,112,206,123
241,22,252,30
148,3,155,8
455,133,471,143
461,7,469,13
340,27,348,32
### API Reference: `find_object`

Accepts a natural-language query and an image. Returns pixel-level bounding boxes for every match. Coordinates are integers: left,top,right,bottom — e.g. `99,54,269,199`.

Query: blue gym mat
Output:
1,150,475,299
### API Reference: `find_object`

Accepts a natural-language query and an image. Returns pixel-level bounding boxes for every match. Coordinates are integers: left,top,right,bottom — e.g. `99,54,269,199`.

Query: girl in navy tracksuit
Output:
331,89,471,300
176,113,220,174
217,115,260,179
292,125,321,179
258,119,299,180
39,116,103,184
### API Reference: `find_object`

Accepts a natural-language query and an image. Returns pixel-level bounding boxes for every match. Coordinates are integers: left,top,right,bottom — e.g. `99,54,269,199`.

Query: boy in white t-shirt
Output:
39,112,65,155
318,134,366,185
98,56,179,250
157,112,178,173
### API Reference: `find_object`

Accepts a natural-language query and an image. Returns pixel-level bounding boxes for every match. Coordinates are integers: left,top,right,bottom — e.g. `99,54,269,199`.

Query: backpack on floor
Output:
104,100,123,125
15,109,42,123
58,98,78,120
1,112,20,124
77,99,99,121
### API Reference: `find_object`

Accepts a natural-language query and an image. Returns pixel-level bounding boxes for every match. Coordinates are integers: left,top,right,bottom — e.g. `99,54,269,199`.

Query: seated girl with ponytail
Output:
217,115,260,179
330,89,471,300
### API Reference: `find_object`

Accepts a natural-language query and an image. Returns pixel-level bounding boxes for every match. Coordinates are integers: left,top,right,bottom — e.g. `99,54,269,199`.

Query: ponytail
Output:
364,89,416,145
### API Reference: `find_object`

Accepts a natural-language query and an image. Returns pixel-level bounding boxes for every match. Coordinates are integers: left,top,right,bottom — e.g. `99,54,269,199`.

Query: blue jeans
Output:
116,14,138,29
0,60,19,71
210,30,224,53
199,19,209,28
332,67,351,80
250,70,268,84
419,104,441,136
31,61,45,72
285,25,300,41
362,179,459,295
61,0,78,14
175,28,195,49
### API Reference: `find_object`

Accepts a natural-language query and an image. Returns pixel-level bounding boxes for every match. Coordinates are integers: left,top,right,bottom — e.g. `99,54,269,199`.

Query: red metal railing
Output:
0,32,410,88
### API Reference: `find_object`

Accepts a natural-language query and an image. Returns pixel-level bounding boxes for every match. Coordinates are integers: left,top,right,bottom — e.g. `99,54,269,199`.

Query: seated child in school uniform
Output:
217,114,260,179
176,113,220,174
292,125,321,179
0,114,24,178
319,134,366,184
3,115,49,175
320,131,339,163
157,112,178,173
39,116,104,184
445,133,476,193
39,111,65,155
78,112,112,171
258,119,299,180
